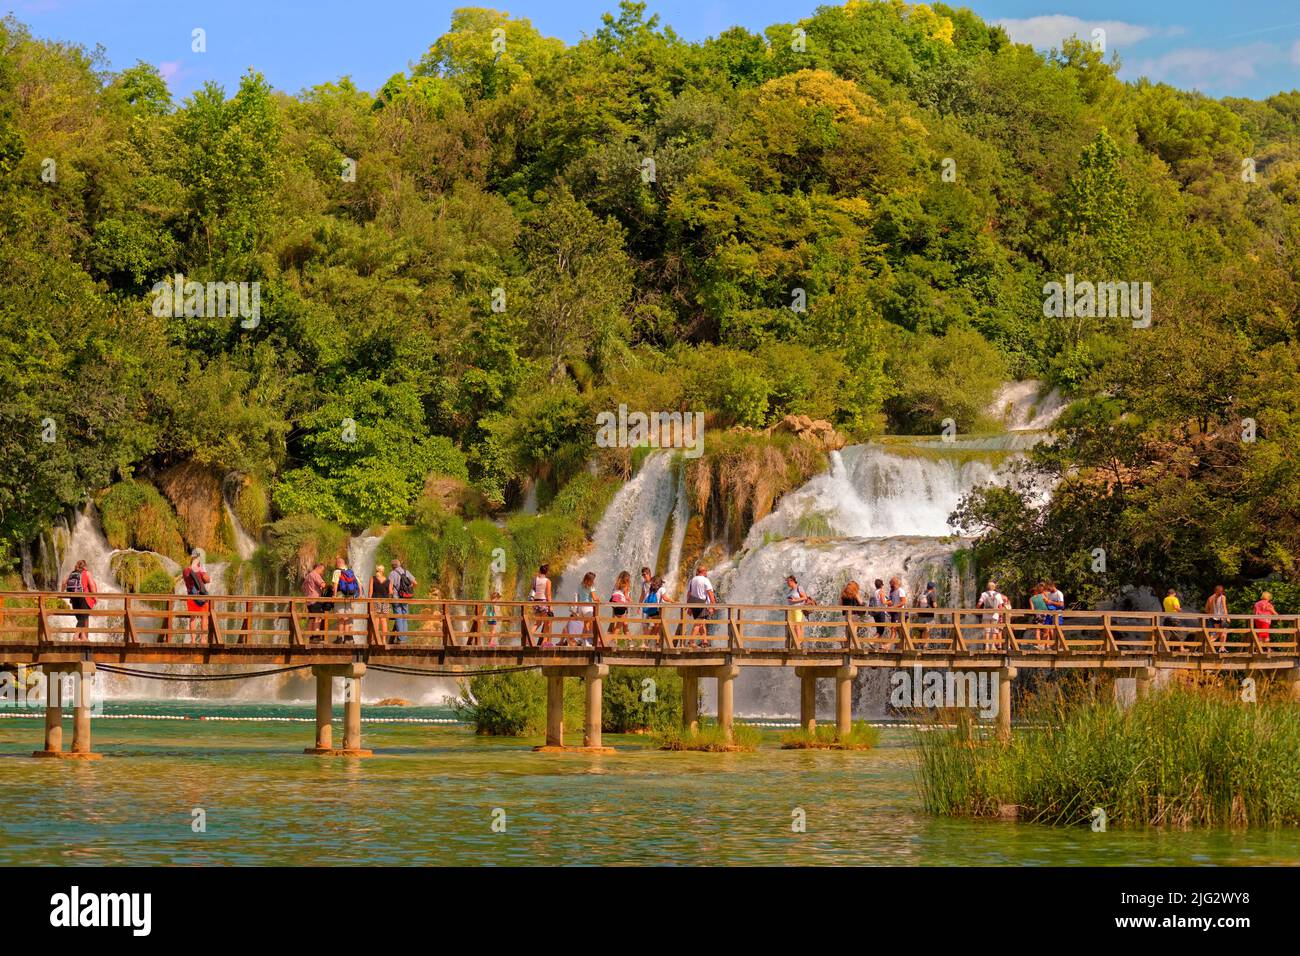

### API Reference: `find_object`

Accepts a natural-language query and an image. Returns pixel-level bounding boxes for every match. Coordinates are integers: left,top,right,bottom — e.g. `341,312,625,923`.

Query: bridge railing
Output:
2,591,1297,658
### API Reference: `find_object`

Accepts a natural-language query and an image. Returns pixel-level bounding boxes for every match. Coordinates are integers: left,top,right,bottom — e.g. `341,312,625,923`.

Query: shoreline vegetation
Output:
780,721,880,749
915,681,1300,829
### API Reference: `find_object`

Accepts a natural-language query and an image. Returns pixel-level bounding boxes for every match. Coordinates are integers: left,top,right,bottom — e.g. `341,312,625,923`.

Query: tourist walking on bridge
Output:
1205,585,1229,650
887,576,907,644
389,559,416,642
530,563,554,642
63,559,97,641
609,571,633,644
331,556,362,644
686,565,716,645
868,579,888,640
182,550,211,644
977,580,1004,650
1254,591,1277,646
1162,588,1181,629
370,564,391,638
303,562,328,643
786,574,814,643
641,575,665,645
840,580,865,644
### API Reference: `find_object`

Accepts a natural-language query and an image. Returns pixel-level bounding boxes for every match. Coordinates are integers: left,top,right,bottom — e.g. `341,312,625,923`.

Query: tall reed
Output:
914,680,1300,828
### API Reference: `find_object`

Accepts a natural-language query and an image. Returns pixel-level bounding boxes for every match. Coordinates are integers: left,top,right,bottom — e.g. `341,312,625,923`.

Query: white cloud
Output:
996,15,1165,49
1130,43,1282,90
159,61,183,84
1291,39,1300,67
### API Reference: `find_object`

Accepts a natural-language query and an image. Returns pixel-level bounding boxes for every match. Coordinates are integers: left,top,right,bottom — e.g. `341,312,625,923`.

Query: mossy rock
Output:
98,480,186,563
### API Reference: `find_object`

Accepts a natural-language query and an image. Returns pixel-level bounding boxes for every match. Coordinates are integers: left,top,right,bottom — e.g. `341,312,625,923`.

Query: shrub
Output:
602,667,683,732
98,480,187,562
452,669,584,736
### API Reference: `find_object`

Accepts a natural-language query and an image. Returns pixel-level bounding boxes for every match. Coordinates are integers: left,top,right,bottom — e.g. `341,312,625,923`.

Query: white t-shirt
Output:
687,574,714,603
978,590,1002,610
895,585,908,606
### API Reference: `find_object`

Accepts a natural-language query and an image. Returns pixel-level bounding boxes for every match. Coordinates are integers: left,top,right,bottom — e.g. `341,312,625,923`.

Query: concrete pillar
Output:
42,698,63,754
1135,667,1156,700
34,663,101,759
715,665,740,743
307,664,369,755
546,673,565,747
342,675,362,751
583,664,608,749
680,671,699,734
997,667,1016,742
313,668,333,751
799,671,817,733
835,666,857,739
1289,667,1300,702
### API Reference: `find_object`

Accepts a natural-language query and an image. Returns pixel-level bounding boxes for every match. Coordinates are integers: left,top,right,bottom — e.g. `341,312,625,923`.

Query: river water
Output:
1,703,1295,866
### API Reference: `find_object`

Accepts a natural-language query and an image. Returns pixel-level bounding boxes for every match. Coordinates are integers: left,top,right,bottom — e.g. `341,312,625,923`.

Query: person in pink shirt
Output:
1253,591,1277,646
64,559,97,641
303,562,328,642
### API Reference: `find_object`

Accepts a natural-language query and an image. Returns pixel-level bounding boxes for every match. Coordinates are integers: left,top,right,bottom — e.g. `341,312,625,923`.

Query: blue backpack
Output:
336,568,360,598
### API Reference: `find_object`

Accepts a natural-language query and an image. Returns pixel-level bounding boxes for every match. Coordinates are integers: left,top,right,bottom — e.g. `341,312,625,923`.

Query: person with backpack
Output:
331,556,362,644
388,559,416,642
977,580,1004,650
64,559,97,641
182,550,211,644
641,575,666,646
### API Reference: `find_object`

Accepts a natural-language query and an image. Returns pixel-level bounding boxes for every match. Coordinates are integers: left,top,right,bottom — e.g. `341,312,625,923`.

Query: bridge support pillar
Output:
583,664,607,749
545,673,565,747
1289,667,1300,702
799,671,817,734
536,665,613,752
835,666,857,739
305,664,371,756
33,662,101,760
714,665,740,743
1135,667,1156,700
996,667,1016,743
679,671,700,734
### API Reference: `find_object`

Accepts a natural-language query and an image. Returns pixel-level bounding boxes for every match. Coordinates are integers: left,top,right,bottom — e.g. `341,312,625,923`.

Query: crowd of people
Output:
54,552,1286,649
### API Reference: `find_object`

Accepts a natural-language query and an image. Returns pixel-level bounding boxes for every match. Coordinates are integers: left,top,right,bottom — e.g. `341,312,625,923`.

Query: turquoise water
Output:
1,701,1297,866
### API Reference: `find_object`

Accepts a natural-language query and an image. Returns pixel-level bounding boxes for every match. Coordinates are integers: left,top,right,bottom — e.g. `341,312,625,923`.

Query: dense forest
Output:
2,2,1299,607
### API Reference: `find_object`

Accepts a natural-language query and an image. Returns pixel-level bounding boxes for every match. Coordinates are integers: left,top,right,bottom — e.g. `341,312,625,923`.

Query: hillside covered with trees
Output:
3,2,1299,605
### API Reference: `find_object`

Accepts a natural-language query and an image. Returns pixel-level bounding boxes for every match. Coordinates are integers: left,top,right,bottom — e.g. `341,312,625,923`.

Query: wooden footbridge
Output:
3,591,1297,757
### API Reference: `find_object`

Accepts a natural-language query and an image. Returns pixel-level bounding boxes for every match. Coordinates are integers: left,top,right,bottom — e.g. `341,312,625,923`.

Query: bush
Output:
602,667,683,733
261,514,350,587
452,669,584,736
98,480,187,562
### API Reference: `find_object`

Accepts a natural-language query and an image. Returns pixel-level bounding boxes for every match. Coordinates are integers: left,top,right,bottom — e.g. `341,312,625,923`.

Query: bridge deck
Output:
4,592,1297,671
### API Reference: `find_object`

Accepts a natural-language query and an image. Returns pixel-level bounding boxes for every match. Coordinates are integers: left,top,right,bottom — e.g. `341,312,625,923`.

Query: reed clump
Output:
657,720,761,752
781,721,880,750
914,682,1300,828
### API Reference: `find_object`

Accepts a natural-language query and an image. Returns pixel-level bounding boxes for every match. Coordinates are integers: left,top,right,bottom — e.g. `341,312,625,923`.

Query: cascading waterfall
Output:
558,452,684,603
712,382,1067,716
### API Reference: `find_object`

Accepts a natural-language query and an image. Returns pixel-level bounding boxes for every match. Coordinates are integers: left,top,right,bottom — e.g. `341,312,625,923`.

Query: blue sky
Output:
7,0,1299,101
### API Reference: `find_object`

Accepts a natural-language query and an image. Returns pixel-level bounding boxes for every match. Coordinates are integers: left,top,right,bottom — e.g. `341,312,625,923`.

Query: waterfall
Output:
714,392,1063,717
224,502,258,561
347,534,384,590
558,452,684,602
